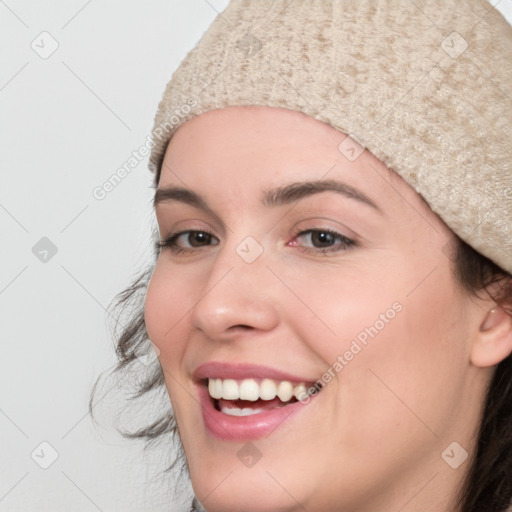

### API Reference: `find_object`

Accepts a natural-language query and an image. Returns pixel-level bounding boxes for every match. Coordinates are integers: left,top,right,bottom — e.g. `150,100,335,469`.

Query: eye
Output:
291,229,355,254
157,230,219,254
156,228,355,256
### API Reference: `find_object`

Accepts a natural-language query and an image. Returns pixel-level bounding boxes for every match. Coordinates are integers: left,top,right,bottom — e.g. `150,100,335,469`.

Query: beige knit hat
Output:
149,0,512,274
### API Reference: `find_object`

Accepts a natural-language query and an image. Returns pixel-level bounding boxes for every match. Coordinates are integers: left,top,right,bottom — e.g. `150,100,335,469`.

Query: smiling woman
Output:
91,1,512,511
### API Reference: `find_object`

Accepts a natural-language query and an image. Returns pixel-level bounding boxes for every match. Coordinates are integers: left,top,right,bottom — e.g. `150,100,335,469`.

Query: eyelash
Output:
156,228,356,255
156,229,217,255
291,228,356,254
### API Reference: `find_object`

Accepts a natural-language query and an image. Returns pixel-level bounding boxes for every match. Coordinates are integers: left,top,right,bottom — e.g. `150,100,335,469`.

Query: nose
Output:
190,243,280,342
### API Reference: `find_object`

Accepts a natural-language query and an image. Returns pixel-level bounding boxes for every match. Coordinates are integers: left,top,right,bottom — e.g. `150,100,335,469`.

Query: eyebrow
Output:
261,179,381,212
153,179,382,214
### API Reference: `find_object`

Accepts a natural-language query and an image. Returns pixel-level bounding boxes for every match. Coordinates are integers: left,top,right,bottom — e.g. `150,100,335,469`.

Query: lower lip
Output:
197,384,316,441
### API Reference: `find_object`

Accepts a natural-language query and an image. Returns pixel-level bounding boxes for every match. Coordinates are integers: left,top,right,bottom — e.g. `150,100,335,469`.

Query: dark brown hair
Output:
452,241,512,512
90,236,512,512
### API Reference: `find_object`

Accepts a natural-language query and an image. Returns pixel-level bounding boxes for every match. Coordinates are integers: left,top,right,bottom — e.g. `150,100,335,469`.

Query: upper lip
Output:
193,361,318,384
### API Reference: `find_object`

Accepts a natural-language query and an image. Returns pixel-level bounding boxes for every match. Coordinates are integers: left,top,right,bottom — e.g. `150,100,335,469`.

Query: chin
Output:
190,477,307,512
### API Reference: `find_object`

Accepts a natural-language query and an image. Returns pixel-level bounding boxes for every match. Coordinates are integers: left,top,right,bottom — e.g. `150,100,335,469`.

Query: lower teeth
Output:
218,398,296,416
220,407,266,417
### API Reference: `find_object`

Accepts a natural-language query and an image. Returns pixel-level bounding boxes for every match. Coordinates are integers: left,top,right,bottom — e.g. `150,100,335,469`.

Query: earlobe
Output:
471,306,512,368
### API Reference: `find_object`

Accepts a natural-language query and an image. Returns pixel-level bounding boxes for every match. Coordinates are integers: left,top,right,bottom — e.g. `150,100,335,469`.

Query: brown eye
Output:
310,231,337,247
293,229,355,253
157,230,219,253
185,231,214,247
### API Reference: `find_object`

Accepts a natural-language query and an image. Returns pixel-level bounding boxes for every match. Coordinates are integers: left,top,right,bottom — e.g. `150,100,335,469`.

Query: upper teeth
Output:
208,378,309,402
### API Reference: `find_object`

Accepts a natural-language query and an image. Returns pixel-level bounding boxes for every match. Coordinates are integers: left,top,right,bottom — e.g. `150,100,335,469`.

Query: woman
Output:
94,1,512,510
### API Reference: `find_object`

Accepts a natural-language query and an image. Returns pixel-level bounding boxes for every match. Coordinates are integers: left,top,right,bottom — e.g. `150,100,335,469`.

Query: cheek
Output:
144,264,199,426
281,261,407,365
144,263,191,364
287,254,469,446
332,265,468,449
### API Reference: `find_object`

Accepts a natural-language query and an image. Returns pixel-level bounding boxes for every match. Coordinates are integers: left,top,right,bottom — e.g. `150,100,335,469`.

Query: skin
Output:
144,106,512,512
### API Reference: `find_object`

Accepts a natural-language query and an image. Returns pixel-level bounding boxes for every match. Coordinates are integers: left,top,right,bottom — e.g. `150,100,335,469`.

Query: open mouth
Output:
194,363,324,440
206,377,321,417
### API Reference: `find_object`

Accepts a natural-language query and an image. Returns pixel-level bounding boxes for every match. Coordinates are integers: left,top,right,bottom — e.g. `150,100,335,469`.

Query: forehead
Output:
158,106,422,217
164,106,342,164
164,107,356,179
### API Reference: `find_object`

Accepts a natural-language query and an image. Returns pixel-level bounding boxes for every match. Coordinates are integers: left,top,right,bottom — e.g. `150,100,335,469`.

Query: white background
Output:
1,1,511,511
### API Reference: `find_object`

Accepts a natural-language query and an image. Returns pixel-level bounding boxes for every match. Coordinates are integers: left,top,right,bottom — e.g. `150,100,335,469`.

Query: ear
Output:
471,305,512,368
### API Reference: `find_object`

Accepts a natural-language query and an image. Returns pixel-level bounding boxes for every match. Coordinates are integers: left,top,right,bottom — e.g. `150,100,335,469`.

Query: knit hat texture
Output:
149,0,512,274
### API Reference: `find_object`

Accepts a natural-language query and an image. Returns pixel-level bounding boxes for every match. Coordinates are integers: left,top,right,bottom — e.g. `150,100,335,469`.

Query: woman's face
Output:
145,106,486,512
